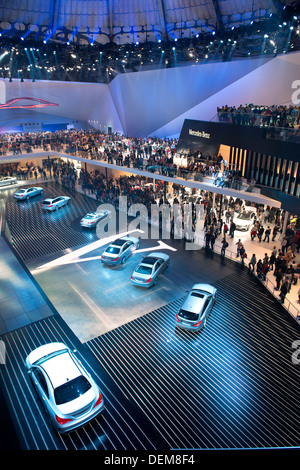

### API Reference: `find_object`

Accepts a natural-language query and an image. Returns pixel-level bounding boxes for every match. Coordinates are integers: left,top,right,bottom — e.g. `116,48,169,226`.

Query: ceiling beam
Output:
156,0,168,41
49,0,58,32
107,0,114,42
211,0,225,32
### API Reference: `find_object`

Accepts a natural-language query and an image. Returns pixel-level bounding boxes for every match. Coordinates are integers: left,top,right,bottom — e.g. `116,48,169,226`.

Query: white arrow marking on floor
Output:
32,235,177,274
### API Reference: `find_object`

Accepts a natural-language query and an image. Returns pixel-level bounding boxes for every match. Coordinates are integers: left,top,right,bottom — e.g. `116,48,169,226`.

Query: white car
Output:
233,209,256,231
131,252,170,287
101,236,140,265
80,210,111,228
175,283,217,331
25,342,104,434
41,196,70,211
14,186,44,200
0,176,17,186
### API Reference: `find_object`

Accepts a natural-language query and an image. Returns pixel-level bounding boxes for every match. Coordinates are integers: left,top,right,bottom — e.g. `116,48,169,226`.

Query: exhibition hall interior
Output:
0,0,299,454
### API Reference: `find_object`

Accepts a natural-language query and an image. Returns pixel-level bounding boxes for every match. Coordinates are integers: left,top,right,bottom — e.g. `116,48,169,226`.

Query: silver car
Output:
0,176,17,186
233,209,256,231
80,210,111,228
25,342,104,434
131,252,170,287
101,236,140,265
175,283,217,331
41,196,70,211
14,186,44,200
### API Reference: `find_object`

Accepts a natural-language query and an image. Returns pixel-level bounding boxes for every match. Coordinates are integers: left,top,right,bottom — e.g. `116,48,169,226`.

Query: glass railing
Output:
214,111,300,143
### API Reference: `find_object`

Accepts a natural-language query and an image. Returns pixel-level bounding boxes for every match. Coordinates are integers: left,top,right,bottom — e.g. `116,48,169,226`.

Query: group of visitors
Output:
0,127,254,189
217,104,300,129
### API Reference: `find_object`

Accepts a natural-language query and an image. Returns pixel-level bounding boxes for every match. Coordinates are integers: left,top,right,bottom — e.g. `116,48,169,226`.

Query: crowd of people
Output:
217,104,300,130
0,128,243,186
200,196,300,306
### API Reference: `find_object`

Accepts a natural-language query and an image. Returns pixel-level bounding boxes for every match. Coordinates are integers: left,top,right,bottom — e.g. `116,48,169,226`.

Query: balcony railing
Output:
214,111,300,143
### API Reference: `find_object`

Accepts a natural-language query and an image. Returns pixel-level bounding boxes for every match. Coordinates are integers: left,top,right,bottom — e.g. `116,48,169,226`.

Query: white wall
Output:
0,80,124,134
0,51,299,138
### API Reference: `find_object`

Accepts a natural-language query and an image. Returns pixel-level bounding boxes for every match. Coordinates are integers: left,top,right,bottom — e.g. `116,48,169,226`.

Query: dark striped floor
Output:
1,267,300,450
86,269,300,450
1,182,300,451
2,182,100,261
0,315,163,450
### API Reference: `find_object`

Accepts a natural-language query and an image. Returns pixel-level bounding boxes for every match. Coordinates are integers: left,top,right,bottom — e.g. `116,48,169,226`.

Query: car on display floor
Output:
101,236,140,265
14,186,44,200
80,210,112,228
41,196,70,211
130,252,170,287
183,194,202,205
25,342,104,434
175,283,217,331
233,208,256,231
0,176,17,186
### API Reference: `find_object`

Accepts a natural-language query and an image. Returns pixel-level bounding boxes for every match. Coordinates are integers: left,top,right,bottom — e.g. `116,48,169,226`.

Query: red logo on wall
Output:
0,97,59,109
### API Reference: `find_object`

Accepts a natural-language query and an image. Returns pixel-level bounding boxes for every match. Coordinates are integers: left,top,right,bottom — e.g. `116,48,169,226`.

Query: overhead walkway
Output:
0,148,282,209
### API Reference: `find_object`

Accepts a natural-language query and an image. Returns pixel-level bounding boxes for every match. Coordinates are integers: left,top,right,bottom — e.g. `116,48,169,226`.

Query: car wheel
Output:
121,256,126,264
203,318,207,328
26,195,30,200
55,205,59,211
153,277,157,286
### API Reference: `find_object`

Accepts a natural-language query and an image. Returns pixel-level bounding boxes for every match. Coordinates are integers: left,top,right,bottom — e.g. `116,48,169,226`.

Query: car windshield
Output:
54,375,92,405
17,189,25,193
237,212,252,220
112,239,127,247
85,214,95,219
135,265,153,275
178,309,199,322
142,257,158,265
42,200,51,204
106,246,120,254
